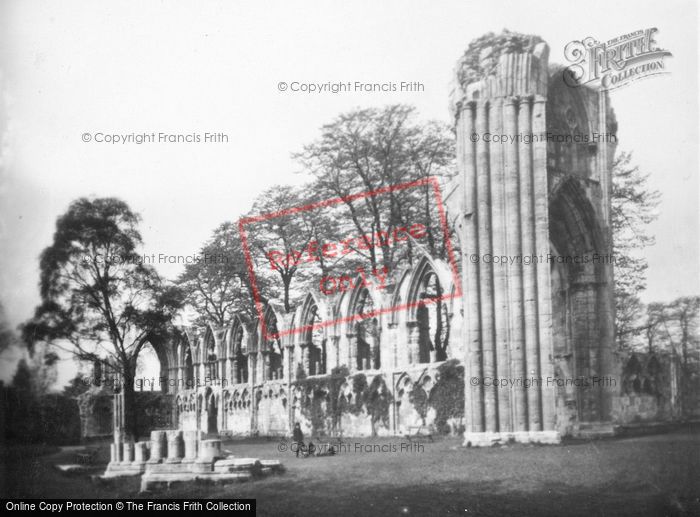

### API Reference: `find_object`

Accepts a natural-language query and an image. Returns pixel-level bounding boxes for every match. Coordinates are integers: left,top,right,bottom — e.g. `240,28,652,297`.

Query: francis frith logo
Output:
563,28,672,91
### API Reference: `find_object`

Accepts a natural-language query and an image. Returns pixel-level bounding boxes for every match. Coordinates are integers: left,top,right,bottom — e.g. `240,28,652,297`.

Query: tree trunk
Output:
283,276,292,313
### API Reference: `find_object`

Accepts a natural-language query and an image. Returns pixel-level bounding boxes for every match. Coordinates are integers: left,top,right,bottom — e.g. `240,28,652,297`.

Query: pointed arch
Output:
548,176,610,423
389,267,412,327
201,324,219,380
227,313,250,384
259,303,286,380
347,279,382,371
299,292,327,376
405,254,455,363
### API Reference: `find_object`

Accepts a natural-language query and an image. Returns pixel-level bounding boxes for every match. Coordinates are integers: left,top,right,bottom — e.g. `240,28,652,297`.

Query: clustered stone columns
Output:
108,428,219,474
454,42,560,446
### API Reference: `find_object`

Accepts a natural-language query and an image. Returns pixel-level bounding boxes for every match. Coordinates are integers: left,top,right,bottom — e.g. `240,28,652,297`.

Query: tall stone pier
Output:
451,33,619,446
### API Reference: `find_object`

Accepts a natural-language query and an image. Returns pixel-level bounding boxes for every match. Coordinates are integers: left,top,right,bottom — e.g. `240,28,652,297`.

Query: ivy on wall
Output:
430,360,464,434
291,361,465,436
294,366,349,434
408,359,465,434
408,382,429,422
293,367,392,435
362,375,392,429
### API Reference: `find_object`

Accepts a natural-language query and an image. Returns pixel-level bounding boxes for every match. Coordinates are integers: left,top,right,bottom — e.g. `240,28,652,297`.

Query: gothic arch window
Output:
409,258,451,364
262,307,284,381
203,329,218,380
193,339,201,385
230,317,249,384
301,296,326,376
352,287,380,370
184,348,194,389
546,78,595,179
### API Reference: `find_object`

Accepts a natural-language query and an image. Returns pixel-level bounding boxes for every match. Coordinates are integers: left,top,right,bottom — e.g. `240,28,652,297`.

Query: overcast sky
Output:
0,0,697,384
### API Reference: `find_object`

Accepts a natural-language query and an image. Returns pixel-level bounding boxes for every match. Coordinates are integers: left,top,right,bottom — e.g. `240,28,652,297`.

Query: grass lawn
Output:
1,430,699,516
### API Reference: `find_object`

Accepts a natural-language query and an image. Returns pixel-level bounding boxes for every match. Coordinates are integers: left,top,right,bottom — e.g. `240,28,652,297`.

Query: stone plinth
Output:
192,460,214,473
214,458,261,474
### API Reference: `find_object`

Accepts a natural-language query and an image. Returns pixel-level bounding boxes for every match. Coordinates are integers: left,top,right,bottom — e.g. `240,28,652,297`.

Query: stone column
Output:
475,99,498,434
458,100,484,434
122,441,134,463
112,435,123,463
389,324,398,368
112,389,124,463
532,94,556,433
183,430,201,463
332,335,340,369
505,96,527,433
406,323,419,365
134,441,150,463
166,430,184,463
490,97,512,433
148,430,167,463
518,95,542,433
346,335,356,371
198,439,222,461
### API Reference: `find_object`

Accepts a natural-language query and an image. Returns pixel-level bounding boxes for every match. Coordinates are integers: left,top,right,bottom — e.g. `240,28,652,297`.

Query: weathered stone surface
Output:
213,458,261,473
148,430,167,463
134,441,150,463
198,439,222,461
165,430,184,463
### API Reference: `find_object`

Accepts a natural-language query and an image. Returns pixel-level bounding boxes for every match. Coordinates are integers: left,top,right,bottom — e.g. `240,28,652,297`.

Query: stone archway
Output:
549,178,614,426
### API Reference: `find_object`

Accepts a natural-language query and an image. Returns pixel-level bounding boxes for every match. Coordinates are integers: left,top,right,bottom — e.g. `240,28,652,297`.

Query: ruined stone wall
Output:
77,387,114,438
613,352,682,424
449,31,619,444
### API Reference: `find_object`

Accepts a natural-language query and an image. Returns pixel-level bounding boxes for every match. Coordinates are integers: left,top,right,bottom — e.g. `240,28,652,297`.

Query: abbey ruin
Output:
99,34,684,480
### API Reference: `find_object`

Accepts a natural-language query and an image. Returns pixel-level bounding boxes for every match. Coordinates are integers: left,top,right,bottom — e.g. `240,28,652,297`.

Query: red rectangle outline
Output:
238,176,462,341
